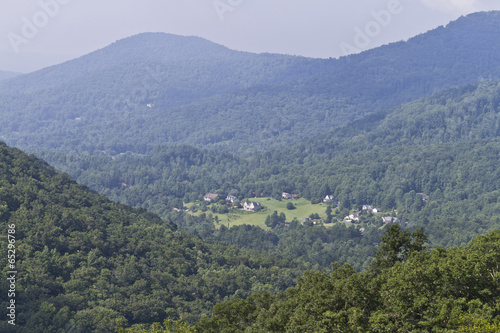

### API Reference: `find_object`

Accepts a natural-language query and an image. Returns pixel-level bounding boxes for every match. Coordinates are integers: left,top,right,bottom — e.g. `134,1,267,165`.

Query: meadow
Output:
187,197,329,228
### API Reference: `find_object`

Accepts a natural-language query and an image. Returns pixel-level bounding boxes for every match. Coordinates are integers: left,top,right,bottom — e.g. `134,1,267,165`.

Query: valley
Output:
1,10,500,332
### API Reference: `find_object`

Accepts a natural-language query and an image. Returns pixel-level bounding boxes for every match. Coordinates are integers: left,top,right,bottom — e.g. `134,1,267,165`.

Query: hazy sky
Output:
1,0,500,72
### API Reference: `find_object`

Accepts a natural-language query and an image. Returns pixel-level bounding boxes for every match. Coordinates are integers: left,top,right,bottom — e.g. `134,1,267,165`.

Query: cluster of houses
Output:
203,193,401,227
343,213,360,224
341,204,400,225
207,192,335,205
224,194,262,211
343,204,373,223
362,205,380,214
203,193,262,212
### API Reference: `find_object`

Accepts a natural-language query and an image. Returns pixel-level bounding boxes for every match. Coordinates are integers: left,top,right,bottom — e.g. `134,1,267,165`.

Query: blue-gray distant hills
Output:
1,11,500,154
3,12,500,332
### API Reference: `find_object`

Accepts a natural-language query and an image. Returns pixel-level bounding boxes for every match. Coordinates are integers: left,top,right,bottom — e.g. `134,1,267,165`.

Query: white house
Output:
226,195,238,203
349,213,360,221
243,200,262,212
324,195,337,203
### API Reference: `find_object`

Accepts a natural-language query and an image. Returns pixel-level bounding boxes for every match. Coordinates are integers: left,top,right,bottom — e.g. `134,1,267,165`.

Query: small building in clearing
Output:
349,213,360,221
382,217,400,224
204,193,219,202
324,195,336,203
243,200,262,212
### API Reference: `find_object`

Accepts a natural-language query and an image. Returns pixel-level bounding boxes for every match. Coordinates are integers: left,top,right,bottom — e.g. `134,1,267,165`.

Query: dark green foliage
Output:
370,224,428,271
196,229,500,332
325,205,333,223
19,79,500,272
2,12,500,332
208,222,374,271
0,144,306,332
115,318,196,333
265,211,286,228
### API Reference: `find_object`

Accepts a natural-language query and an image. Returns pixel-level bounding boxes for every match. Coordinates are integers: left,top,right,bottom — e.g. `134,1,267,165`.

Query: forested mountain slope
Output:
2,12,500,154
194,226,500,332
0,143,307,332
0,33,309,98
28,80,500,271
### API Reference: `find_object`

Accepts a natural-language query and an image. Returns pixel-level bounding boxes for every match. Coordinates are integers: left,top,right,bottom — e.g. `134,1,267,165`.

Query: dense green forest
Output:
27,80,500,272
0,143,311,332
192,225,500,332
3,142,499,332
115,225,500,332
1,11,500,332
2,12,500,154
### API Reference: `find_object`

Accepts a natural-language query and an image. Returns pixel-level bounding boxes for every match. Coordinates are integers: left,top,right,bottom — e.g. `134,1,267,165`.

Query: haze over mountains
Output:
1,11,500,155
0,50,76,74
4,9,495,272
0,70,20,82
2,9,500,332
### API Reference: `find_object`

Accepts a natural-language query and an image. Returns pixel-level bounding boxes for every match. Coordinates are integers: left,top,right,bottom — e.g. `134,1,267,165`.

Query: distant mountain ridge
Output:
1,11,500,154
0,32,310,95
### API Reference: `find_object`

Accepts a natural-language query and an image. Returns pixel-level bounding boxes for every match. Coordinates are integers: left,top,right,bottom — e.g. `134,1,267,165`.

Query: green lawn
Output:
186,197,329,228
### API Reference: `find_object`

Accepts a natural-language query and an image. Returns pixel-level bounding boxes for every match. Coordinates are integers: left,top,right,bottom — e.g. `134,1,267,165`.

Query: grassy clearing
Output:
186,197,329,228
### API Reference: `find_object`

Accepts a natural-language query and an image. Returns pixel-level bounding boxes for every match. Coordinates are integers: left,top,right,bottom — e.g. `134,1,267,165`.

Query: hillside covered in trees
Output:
27,80,500,272
2,10,500,333
2,143,499,332
193,226,500,332
115,226,500,332
1,12,500,154
0,143,308,332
